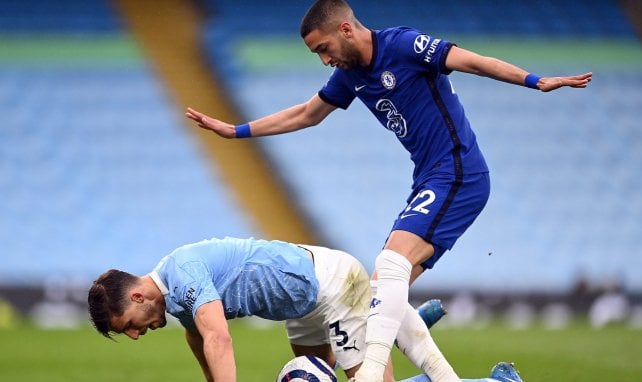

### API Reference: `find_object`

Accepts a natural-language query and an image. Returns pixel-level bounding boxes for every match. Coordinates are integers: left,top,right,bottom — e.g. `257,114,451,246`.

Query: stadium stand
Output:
1,0,639,297
0,0,255,285
198,0,637,38
198,0,642,293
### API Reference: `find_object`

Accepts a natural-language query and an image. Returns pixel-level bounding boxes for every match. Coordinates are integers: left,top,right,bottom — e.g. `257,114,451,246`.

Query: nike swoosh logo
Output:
355,84,366,91
367,313,379,318
399,213,418,219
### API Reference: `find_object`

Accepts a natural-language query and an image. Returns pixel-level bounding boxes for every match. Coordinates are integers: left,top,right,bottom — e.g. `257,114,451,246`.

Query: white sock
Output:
396,303,459,381
370,279,378,295
357,250,412,381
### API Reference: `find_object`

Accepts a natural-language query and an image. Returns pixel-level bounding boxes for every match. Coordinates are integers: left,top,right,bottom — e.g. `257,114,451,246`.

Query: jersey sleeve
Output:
398,29,455,75
174,261,221,321
318,69,355,109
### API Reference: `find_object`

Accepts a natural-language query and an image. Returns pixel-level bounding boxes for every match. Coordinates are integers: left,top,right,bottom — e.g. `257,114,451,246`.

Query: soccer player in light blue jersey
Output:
186,1,590,381
89,237,324,381
88,237,520,382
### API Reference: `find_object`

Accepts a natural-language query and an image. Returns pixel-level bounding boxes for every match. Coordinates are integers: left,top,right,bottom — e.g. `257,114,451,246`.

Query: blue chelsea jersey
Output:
150,237,319,328
318,27,488,188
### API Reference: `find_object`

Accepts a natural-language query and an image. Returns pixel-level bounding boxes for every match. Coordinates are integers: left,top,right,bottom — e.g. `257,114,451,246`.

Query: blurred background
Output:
0,0,641,334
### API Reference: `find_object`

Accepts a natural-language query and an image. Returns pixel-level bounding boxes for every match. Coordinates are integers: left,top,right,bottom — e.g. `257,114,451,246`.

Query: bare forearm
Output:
248,102,319,137
185,330,214,382
447,47,528,85
203,334,236,382
466,55,529,85
186,94,335,139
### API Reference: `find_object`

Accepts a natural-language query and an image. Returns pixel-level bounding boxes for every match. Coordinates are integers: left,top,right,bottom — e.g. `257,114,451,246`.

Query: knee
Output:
375,250,412,281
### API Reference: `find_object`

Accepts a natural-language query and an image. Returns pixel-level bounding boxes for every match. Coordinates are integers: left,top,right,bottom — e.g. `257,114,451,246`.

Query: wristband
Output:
234,123,252,138
524,73,541,89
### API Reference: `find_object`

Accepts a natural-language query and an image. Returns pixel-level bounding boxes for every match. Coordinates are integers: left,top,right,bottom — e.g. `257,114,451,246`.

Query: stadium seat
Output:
0,0,255,284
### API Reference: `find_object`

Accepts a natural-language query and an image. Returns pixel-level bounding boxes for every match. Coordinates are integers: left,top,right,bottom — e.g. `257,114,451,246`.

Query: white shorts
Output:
286,245,372,370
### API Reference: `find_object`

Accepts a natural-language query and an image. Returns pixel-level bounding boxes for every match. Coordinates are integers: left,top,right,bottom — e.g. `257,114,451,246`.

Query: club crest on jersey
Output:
380,71,396,90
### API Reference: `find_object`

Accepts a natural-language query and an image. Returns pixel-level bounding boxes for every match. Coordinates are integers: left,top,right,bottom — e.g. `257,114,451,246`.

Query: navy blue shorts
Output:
391,172,490,269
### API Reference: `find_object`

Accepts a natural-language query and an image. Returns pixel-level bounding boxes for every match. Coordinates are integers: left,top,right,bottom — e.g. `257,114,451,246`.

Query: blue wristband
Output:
234,123,251,138
525,73,541,89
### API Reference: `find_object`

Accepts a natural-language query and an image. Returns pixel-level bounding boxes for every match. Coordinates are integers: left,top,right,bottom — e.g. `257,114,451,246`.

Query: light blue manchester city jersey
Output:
150,237,319,328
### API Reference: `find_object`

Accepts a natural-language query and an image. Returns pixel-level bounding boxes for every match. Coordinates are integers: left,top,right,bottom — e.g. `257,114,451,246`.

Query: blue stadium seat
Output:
0,0,121,33
197,0,638,39
0,0,255,284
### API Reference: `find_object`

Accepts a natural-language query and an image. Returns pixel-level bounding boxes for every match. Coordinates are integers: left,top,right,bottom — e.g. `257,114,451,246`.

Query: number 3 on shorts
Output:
329,320,348,347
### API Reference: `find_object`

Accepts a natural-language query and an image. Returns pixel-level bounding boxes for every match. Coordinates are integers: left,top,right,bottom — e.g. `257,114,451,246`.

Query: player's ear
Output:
338,21,352,37
130,291,144,303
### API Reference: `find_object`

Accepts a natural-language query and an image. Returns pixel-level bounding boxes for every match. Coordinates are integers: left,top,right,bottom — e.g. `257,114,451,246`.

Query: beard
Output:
143,302,167,329
338,39,362,70
157,313,167,328
151,307,168,329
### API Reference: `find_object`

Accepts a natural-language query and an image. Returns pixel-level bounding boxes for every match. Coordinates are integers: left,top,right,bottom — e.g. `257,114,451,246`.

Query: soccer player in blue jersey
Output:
88,237,520,382
186,1,590,381
88,237,373,381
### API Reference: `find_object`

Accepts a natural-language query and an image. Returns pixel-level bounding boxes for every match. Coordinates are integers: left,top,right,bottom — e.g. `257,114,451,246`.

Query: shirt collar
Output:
148,271,169,295
364,29,378,73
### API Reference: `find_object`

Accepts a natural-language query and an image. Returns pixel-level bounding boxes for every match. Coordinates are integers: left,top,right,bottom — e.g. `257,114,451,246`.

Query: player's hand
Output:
538,72,592,92
185,107,236,138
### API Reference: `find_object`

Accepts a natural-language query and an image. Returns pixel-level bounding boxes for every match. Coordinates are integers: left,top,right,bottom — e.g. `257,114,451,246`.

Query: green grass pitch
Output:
0,320,640,381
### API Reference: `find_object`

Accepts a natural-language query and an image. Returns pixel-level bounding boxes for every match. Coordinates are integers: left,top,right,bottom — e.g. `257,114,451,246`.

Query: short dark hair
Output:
87,269,139,339
300,0,353,38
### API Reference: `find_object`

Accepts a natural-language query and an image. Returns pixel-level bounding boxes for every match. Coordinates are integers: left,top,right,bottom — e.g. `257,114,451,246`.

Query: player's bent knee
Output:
375,249,412,281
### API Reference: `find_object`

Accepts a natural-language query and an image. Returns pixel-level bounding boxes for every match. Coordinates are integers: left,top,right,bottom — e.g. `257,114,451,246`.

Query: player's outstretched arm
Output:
444,46,592,92
185,94,336,139
194,300,237,382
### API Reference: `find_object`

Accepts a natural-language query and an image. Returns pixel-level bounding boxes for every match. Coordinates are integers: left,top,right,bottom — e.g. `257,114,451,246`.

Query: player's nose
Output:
319,53,332,66
124,328,141,340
